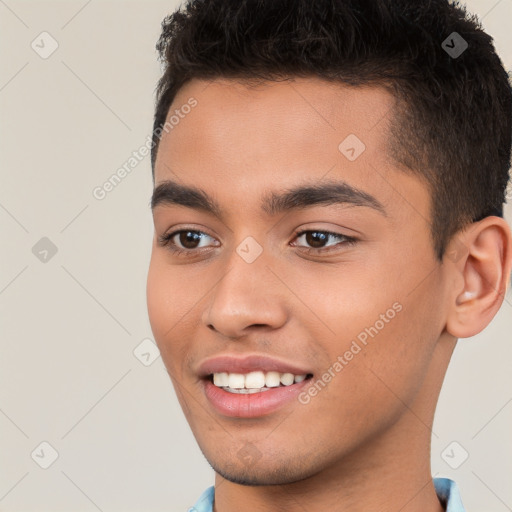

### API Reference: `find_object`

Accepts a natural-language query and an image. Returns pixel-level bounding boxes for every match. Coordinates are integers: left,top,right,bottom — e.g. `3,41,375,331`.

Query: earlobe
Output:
445,216,512,339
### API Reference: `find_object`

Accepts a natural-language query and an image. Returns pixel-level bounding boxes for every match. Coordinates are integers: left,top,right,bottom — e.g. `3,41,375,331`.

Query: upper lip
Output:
197,354,312,378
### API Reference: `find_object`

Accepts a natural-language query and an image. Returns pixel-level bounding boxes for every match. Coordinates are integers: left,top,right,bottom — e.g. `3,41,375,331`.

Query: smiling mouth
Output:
208,371,314,394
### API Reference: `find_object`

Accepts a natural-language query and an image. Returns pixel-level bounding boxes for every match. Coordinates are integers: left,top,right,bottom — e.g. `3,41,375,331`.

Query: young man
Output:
146,0,512,510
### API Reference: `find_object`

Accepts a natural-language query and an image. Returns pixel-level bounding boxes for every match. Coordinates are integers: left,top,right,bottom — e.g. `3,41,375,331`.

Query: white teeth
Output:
265,371,281,388
228,373,245,389
245,371,266,388
211,371,308,391
213,372,229,387
280,373,295,386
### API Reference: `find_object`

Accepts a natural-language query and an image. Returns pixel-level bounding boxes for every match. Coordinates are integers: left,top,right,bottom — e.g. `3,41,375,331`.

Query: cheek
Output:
304,256,442,392
146,259,170,340
147,252,199,330
293,263,400,342
146,257,189,370
343,278,445,412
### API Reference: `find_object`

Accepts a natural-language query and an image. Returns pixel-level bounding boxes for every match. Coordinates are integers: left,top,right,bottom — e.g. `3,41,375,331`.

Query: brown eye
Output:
293,230,356,252
303,231,329,248
177,231,204,249
157,229,219,255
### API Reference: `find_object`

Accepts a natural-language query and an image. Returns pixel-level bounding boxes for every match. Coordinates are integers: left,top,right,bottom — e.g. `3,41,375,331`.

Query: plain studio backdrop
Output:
0,1,511,510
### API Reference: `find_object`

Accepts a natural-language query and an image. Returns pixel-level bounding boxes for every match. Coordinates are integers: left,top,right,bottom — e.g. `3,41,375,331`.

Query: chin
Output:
206,453,318,487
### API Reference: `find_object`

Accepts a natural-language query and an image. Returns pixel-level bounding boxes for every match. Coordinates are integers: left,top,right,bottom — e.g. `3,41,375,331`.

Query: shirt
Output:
188,477,465,512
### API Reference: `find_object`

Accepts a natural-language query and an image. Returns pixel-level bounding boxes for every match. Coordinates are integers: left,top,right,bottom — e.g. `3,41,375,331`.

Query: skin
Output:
146,77,512,512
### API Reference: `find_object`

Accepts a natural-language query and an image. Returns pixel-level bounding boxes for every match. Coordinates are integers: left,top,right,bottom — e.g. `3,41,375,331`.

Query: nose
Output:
202,252,289,339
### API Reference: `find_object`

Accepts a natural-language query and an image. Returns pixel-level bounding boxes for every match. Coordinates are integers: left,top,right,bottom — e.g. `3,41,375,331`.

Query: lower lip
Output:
203,378,311,418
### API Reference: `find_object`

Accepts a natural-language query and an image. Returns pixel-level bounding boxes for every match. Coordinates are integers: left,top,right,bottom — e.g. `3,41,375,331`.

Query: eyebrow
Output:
150,178,386,218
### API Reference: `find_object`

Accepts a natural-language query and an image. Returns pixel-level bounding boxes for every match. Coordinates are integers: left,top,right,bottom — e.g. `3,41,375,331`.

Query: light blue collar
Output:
189,484,214,512
190,477,465,511
434,477,466,512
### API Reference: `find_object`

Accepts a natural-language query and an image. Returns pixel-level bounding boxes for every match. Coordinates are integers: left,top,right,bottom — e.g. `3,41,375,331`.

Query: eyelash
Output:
157,228,358,257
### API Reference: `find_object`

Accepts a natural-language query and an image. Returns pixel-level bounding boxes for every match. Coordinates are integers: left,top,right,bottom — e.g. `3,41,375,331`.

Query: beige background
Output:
0,0,511,510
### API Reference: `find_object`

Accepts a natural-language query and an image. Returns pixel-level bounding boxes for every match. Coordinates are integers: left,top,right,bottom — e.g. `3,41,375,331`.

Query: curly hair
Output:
151,0,512,259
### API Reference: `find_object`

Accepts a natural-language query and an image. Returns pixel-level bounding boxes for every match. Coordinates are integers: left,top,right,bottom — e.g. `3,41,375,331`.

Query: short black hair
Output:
151,0,512,259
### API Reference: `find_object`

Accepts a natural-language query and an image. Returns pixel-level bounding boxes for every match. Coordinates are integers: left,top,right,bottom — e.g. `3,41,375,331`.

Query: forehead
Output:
156,77,395,173
153,77,429,223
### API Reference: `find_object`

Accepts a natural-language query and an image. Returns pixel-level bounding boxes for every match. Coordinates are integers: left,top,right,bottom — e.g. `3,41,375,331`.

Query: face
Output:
147,77,451,485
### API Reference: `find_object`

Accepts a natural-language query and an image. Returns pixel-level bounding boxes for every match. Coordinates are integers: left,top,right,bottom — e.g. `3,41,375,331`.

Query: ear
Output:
445,216,512,339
